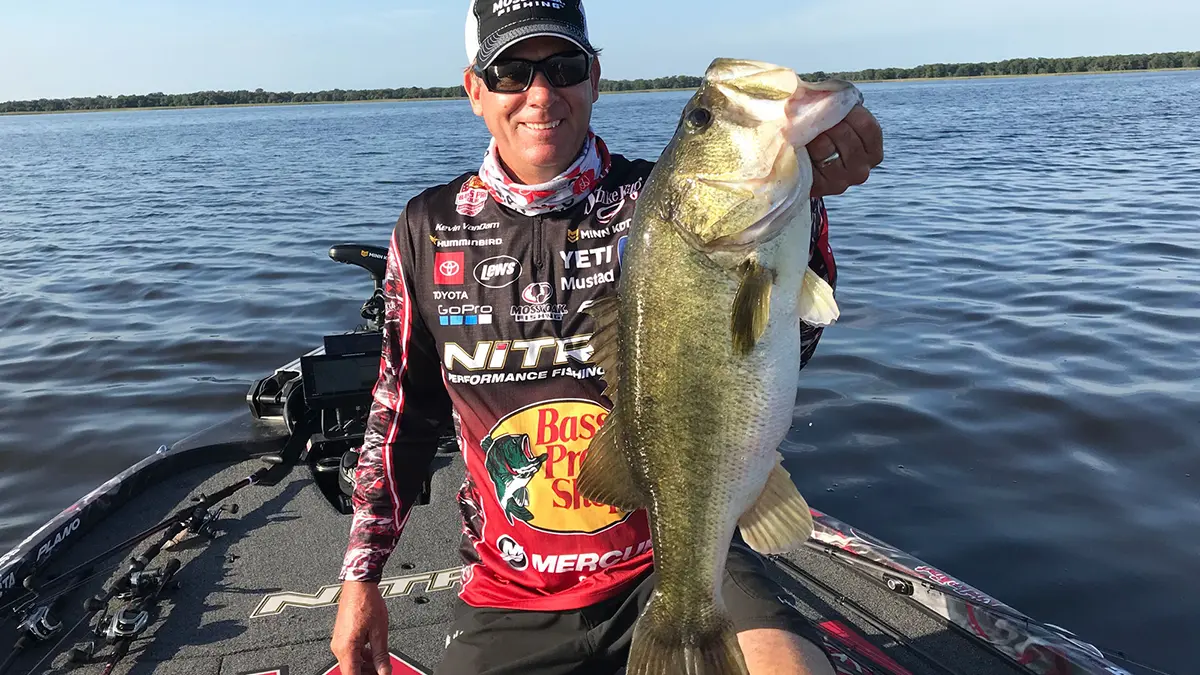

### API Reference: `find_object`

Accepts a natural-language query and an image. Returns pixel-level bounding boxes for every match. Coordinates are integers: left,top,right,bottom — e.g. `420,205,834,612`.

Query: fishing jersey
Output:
340,154,838,611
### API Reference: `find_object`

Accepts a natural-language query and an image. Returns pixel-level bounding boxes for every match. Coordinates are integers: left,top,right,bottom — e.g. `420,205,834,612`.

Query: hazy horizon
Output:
2,0,1197,101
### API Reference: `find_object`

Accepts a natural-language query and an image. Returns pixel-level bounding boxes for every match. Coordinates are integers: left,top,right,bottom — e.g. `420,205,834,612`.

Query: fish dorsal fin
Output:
731,260,775,355
576,410,646,511
738,455,813,554
799,267,840,327
583,295,621,402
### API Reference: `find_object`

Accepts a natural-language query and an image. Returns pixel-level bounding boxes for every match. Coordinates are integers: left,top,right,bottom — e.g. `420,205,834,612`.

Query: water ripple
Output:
1,71,1199,671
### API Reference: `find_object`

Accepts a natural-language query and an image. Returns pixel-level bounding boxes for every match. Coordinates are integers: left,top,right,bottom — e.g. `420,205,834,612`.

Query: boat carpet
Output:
2,452,1021,675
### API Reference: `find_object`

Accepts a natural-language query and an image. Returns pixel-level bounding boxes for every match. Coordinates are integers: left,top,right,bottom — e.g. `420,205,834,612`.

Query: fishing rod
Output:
790,541,1173,675
3,462,272,618
7,525,184,675
770,554,970,675
0,455,293,675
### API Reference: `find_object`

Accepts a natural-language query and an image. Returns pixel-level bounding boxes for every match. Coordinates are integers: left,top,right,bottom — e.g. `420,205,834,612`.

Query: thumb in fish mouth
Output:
785,79,865,150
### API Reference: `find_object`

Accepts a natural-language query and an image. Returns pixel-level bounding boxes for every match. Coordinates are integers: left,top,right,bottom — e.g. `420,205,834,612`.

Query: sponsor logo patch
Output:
496,535,528,571
474,255,523,289
456,176,490,217
434,252,465,285
561,270,615,292
514,283,566,322
521,282,553,305
430,235,503,248
584,178,643,216
560,245,615,270
532,538,652,575
439,304,493,326
483,400,630,535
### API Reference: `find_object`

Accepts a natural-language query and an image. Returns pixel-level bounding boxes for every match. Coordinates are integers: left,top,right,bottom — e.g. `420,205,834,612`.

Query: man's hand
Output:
808,104,884,198
331,581,393,675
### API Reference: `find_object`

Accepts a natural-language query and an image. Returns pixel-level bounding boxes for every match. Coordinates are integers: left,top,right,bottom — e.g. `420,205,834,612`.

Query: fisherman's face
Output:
465,36,601,184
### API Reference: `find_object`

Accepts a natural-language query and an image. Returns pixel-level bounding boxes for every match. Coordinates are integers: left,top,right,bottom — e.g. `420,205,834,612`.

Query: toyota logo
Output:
439,260,461,277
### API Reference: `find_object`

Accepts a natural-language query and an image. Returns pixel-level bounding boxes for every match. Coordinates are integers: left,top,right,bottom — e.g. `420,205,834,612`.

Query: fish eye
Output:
685,107,713,131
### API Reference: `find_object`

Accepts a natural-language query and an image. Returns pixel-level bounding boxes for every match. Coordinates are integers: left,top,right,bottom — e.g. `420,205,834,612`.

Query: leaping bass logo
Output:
482,400,629,535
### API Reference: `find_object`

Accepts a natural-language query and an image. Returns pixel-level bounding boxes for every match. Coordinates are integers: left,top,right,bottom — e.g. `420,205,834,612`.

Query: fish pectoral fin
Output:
731,260,775,355
738,457,814,554
583,294,621,402
576,410,645,511
799,267,840,327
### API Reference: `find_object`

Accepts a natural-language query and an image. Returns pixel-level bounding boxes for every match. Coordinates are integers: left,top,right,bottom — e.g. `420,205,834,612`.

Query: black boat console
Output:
247,242,449,515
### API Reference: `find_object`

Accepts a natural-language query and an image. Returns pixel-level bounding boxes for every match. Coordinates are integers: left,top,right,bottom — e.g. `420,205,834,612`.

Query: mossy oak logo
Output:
484,399,629,535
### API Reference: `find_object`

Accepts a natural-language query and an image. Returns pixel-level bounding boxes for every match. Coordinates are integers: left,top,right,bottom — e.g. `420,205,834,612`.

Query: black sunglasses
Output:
474,50,592,94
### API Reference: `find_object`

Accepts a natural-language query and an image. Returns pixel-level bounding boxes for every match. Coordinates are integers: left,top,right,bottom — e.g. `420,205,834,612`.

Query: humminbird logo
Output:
430,235,503,248
251,568,462,618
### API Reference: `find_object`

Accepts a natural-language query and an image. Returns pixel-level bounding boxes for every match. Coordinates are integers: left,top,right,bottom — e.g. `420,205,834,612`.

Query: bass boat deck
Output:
0,245,1150,675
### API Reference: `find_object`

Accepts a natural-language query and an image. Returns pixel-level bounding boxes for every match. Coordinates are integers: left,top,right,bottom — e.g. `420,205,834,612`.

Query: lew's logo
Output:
474,255,522,289
483,400,629,535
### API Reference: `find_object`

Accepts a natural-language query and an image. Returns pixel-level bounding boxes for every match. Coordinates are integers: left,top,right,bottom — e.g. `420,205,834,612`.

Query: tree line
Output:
3,52,1196,114
799,51,1200,82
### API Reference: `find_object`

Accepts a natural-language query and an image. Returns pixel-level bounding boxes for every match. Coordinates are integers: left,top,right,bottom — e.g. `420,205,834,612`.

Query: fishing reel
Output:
15,601,65,642
68,560,181,665
163,503,238,550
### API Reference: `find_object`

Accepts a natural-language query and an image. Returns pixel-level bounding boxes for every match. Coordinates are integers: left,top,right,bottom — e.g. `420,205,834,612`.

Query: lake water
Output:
2,70,1198,671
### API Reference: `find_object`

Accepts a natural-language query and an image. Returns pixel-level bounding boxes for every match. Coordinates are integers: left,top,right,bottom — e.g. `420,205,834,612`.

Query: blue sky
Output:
1,0,1197,101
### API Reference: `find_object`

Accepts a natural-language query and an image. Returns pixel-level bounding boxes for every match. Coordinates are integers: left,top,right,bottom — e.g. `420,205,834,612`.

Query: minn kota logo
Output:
483,433,547,524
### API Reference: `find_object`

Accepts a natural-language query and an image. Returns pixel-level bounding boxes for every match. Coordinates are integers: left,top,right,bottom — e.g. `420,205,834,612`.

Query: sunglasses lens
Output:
544,53,590,87
486,62,534,93
481,52,590,93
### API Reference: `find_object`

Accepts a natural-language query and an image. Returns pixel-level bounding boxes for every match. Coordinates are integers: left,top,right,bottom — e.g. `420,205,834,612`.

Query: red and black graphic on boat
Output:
321,652,430,675
818,620,913,675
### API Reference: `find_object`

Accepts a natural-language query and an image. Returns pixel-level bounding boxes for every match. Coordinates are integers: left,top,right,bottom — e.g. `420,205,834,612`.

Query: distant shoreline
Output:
3,66,1197,117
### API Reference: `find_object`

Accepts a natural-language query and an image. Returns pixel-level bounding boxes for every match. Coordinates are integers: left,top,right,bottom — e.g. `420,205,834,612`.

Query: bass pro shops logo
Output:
483,400,629,535
456,175,490,217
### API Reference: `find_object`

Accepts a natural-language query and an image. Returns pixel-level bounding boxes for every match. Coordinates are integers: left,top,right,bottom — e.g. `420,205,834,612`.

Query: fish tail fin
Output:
628,595,748,675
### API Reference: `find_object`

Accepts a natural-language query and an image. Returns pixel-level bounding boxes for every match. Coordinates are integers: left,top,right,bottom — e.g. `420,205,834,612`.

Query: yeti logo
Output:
496,535,528,570
482,433,547,524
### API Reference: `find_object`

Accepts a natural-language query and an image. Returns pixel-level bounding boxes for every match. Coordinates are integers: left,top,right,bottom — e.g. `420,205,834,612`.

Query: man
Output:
331,2,883,674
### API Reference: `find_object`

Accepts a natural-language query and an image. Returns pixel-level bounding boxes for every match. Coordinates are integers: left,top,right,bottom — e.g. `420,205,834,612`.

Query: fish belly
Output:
620,216,804,618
